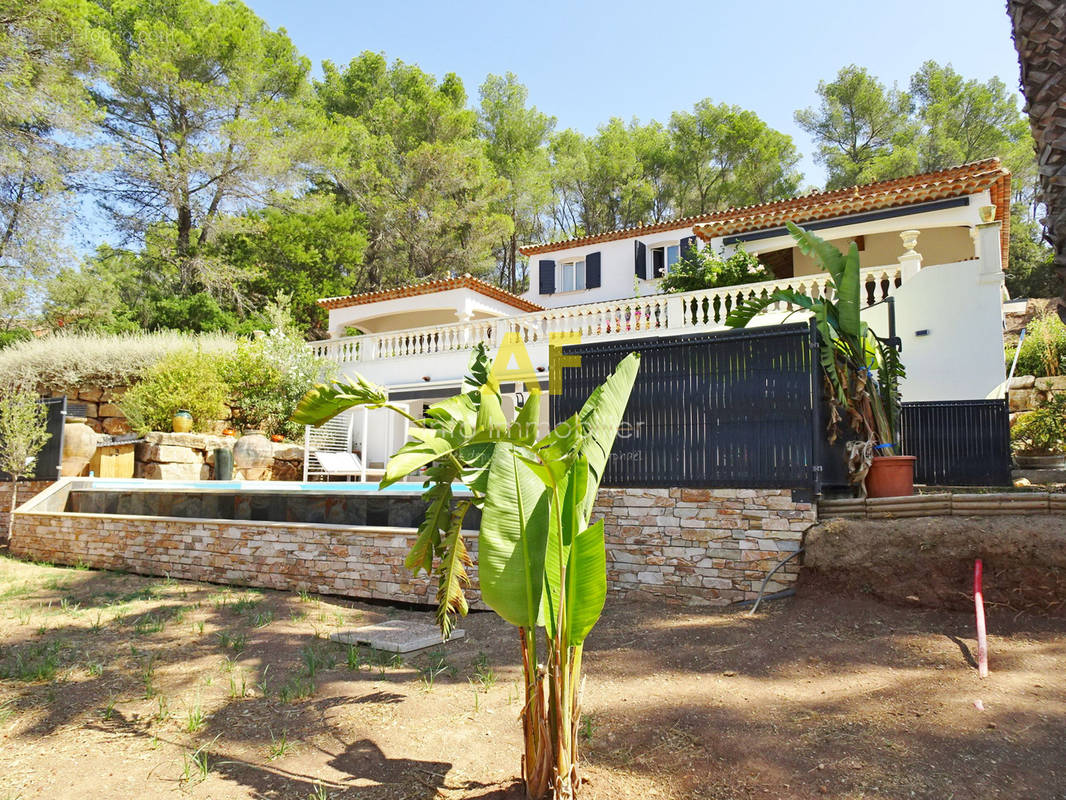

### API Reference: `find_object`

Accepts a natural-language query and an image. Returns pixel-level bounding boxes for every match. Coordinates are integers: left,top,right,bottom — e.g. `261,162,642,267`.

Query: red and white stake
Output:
974,558,989,678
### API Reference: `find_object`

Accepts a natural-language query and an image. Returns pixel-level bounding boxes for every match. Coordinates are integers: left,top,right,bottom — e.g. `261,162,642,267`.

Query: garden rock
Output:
330,619,465,653
137,462,208,480
101,417,131,435
136,443,202,464
1009,375,1036,389
1009,388,1043,412
1034,375,1066,392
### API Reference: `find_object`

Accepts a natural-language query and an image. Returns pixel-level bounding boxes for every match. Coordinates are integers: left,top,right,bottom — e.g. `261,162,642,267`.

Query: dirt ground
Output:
0,553,1064,800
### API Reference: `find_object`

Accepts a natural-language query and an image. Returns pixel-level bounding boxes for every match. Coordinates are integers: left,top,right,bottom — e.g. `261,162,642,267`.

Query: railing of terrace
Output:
310,264,903,365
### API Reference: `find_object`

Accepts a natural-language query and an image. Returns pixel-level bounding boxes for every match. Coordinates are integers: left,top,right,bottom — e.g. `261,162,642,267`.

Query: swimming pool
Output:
43,478,478,529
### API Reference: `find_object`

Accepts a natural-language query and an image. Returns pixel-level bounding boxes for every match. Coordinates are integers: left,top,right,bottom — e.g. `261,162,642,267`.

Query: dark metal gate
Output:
550,322,824,490
0,396,66,482
900,399,1011,486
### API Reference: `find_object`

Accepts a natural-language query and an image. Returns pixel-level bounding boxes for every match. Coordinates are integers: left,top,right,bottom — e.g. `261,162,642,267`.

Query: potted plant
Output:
1012,394,1066,469
727,222,912,497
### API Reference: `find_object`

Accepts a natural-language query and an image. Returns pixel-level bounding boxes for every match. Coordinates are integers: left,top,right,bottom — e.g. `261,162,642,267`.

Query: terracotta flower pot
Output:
61,417,97,477
865,455,917,498
233,430,273,480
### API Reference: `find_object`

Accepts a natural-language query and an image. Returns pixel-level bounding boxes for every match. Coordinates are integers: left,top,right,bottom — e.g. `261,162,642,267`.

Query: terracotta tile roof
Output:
518,159,1011,256
317,274,543,313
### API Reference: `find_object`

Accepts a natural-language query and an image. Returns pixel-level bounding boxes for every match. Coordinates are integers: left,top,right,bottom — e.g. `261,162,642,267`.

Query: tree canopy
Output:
1,2,1047,340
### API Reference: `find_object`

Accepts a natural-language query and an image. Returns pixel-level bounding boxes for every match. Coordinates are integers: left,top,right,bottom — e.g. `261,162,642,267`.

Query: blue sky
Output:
246,0,1025,187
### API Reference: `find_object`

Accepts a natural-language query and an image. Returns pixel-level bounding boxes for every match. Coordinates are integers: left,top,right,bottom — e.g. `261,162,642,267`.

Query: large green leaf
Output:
290,373,389,426
478,442,550,628
725,288,819,329
787,221,847,288
834,240,862,337
572,352,641,516
566,520,607,646
381,436,458,488
539,457,588,634
509,391,541,445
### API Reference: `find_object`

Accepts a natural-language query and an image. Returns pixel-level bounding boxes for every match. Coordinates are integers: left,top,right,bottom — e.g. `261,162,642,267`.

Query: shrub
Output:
1011,394,1066,455
220,331,334,439
119,350,230,434
0,331,236,392
1007,313,1066,378
661,246,772,294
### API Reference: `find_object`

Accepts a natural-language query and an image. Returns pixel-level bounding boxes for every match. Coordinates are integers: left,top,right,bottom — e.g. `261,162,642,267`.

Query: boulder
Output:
272,443,305,462
138,461,208,480
270,460,302,481
80,402,98,419
1009,388,1044,412
101,417,131,435
100,387,126,402
145,432,228,449
1035,375,1066,393
78,386,103,402
135,443,203,464
98,403,124,418
1009,375,1036,390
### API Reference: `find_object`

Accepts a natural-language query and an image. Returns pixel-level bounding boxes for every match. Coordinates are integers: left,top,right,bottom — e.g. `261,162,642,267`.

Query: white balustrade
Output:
310,265,904,366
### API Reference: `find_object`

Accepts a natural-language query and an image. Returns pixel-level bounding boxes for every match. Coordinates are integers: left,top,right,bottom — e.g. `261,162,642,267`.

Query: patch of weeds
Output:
299,643,337,678
296,588,313,603
194,620,205,635
0,581,32,600
1,639,63,682
13,607,31,626
345,645,364,672
89,612,104,633
180,736,219,786
277,675,315,703
580,713,597,744
141,655,157,699
134,613,166,635
289,608,308,623
185,701,205,733
228,671,248,700
255,665,271,697
59,597,80,615
252,609,274,628
307,782,331,800
119,585,160,603
154,695,170,723
0,699,16,726
367,647,404,677
231,596,261,617
217,631,247,655
417,649,456,690
469,653,496,691
85,660,103,677
267,730,292,761
101,693,117,720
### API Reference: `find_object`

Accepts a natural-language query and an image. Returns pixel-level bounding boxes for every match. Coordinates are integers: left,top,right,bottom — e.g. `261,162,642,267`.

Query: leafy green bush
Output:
0,331,236,392
220,331,334,439
1006,313,1066,378
661,246,772,294
1011,394,1066,455
119,350,230,434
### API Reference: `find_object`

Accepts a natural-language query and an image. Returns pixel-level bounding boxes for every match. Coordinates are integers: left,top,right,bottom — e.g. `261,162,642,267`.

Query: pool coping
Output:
12,478,475,534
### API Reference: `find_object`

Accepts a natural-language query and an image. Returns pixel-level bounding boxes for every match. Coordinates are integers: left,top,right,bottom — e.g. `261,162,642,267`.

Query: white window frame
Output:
649,241,682,278
558,258,586,293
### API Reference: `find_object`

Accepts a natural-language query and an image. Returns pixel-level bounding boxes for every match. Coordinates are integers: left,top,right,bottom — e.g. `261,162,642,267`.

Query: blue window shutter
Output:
586,252,601,288
634,241,647,279
539,260,556,294
680,235,697,257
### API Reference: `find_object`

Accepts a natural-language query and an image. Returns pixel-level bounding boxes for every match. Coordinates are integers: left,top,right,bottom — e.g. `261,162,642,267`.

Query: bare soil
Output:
0,553,1064,800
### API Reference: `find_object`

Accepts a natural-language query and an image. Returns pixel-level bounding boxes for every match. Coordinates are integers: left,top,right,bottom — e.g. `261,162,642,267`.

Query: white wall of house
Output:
521,191,993,310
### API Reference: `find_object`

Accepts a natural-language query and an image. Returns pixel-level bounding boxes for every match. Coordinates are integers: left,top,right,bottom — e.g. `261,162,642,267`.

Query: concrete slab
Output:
330,619,465,653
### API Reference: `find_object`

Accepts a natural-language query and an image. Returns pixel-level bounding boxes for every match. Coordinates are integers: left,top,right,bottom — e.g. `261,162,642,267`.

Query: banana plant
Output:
725,222,904,484
292,344,641,799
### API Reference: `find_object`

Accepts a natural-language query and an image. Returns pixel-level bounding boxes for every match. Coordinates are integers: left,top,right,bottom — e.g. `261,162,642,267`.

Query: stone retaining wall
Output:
1008,374,1066,425
595,488,814,604
0,480,54,533
9,484,815,606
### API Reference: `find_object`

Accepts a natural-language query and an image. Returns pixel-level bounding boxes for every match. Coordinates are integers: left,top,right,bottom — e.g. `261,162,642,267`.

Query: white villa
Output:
310,159,1012,474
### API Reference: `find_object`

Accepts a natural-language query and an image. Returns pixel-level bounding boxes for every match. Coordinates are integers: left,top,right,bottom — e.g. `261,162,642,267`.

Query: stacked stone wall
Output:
11,485,816,606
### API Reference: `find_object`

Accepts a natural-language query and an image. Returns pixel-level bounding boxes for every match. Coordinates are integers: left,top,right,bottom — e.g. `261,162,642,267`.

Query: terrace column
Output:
898,230,922,281
975,221,1004,286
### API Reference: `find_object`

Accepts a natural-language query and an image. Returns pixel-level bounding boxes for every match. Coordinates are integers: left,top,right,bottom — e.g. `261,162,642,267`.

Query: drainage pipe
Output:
747,548,804,615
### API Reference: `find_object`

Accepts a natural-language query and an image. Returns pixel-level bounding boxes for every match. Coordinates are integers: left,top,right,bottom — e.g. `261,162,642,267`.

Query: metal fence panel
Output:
0,396,66,482
900,399,1011,486
550,323,821,489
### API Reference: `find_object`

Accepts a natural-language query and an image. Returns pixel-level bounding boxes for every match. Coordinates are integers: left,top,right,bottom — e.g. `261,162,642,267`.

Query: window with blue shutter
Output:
634,241,647,279
538,260,556,294
586,252,601,288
